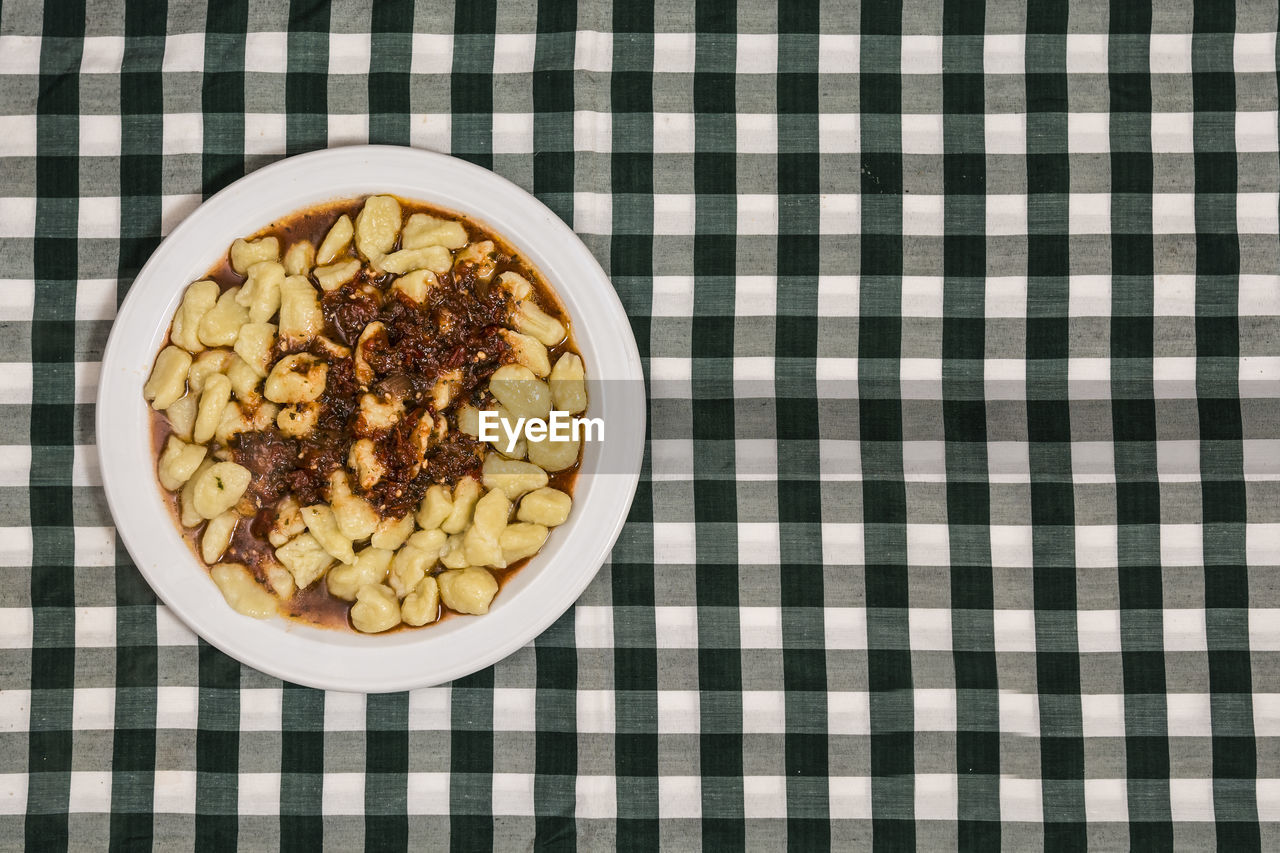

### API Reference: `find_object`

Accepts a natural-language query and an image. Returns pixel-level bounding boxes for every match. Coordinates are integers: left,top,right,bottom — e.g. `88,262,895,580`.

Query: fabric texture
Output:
1,0,1279,849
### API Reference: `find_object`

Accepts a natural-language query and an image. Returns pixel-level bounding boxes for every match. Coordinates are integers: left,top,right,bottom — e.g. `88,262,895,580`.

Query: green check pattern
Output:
1,0,1278,849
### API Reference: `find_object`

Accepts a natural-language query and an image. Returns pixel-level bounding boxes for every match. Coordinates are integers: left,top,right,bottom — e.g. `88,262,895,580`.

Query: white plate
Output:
98,146,645,692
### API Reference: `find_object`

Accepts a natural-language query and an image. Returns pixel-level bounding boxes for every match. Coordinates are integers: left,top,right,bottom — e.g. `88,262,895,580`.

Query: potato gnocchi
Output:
146,194,586,632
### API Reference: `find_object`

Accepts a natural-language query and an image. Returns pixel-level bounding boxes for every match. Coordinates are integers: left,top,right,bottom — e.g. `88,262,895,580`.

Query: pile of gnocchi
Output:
143,195,586,633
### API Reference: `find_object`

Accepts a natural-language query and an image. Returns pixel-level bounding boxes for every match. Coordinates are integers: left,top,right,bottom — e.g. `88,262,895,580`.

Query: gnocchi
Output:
191,462,251,519
237,261,284,323
165,394,198,441
316,214,354,264
354,195,402,262
500,523,548,564
158,435,208,491
526,431,580,473
148,194,586,633
438,534,471,570
390,269,437,303
328,546,393,601
201,511,237,563
233,323,277,378
144,346,192,410
453,240,497,284
463,488,510,568
549,353,588,414
187,348,233,394
416,484,453,530
171,280,220,353
227,361,264,407
513,299,566,346
489,364,552,421
277,402,320,438
301,503,356,565
442,477,482,534
402,214,468,250
275,532,335,588
283,239,315,276
211,563,278,618
389,532,441,597
499,329,551,377
180,459,215,527
230,236,279,274
517,488,572,527
348,438,385,490
198,287,250,347
268,496,305,547
355,392,403,433
193,373,232,444
481,455,548,501
264,353,328,403
379,245,452,275
329,470,380,541
354,321,385,386
314,258,361,292
437,568,499,615
400,576,440,626
350,583,401,633
278,274,323,344
371,512,415,551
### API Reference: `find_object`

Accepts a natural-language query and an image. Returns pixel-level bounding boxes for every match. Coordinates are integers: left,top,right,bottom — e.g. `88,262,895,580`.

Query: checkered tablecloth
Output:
2,0,1279,849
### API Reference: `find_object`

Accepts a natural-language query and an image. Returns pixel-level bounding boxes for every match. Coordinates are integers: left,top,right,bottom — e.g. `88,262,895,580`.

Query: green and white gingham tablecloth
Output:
2,0,1279,849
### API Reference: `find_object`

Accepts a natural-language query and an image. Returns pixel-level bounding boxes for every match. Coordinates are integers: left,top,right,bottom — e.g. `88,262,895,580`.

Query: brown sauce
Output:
151,195,582,632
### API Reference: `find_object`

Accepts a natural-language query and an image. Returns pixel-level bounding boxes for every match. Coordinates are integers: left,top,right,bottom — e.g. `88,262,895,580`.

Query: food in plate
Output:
143,195,587,632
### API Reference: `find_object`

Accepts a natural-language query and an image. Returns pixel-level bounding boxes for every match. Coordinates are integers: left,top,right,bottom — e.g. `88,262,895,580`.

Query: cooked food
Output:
144,195,584,632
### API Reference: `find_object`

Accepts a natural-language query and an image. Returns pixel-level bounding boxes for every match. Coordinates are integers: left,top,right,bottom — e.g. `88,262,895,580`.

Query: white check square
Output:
576,775,617,819
1068,112,1108,153
818,113,859,154
737,194,778,235
411,34,454,74
900,35,942,74
1235,32,1278,73
1150,112,1194,153
1150,33,1193,73
1076,609,1121,653
653,113,695,154
736,34,777,74
985,113,1026,154
742,775,787,819
1166,693,1212,738
492,33,535,74
983,34,1024,75
1084,779,1128,823
828,691,870,735
818,34,858,74
902,194,944,236
736,112,777,154
1237,111,1279,153
79,114,121,157
491,112,532,154
244,31,287,73
741,690,786,733
653,33,696,74
1066,34,1107,74
900,113,943,154
1080,692,1125,738
575,30,612,72
162,33,204,73
328,32,371,75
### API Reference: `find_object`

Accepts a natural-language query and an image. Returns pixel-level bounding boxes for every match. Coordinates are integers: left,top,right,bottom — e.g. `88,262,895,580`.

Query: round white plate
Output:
98,146,645,692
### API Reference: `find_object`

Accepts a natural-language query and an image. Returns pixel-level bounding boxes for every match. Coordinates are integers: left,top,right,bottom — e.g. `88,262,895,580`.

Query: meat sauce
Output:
152,196,581,631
